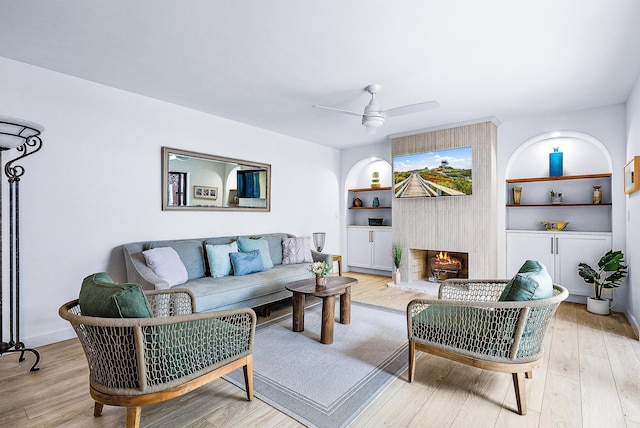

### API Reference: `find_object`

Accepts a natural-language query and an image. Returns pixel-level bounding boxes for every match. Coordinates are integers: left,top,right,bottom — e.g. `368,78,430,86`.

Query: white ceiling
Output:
1,1,640,149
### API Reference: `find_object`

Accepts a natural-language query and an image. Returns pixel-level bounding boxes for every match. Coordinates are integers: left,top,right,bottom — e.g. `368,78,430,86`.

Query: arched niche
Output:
345,157,392,227
506,131,612,179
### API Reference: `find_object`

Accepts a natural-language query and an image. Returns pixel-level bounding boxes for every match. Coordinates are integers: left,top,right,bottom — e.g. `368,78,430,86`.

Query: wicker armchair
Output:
407,279,568,415
59,288,256,428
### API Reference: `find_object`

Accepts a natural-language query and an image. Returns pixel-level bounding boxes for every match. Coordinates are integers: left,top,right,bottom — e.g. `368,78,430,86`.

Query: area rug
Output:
223,301,408,428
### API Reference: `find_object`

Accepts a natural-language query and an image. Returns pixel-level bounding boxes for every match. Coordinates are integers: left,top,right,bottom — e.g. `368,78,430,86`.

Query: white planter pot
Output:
394,269,401,285
587,297,610,315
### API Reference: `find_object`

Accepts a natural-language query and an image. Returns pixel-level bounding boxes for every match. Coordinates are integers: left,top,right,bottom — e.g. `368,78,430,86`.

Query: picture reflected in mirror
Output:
162,147,271,211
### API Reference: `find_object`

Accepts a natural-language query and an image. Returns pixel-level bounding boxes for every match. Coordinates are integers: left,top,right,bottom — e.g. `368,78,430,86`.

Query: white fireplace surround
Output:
392,121,498,281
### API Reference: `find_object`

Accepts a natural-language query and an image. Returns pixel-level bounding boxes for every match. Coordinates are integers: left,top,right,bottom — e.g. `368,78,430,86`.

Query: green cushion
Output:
499,260,553,301
79,272,153,318
237,237,274,269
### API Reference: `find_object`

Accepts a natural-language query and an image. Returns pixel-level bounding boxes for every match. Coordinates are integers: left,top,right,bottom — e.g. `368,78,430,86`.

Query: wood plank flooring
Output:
1,272,638,427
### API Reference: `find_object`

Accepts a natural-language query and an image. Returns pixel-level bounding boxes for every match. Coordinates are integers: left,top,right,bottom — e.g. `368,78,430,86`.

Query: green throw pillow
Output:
499,260,553,302
79,272,153,318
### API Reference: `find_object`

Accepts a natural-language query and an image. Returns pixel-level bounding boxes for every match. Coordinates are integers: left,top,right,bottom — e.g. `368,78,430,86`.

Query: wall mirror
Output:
162,147,271,211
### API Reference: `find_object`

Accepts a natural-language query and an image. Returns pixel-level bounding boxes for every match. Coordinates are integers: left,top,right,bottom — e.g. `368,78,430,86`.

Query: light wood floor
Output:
1,272,639,427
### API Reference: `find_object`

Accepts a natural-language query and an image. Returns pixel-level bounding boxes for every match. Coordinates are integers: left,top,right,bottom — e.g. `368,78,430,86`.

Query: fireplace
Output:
411,249,469,282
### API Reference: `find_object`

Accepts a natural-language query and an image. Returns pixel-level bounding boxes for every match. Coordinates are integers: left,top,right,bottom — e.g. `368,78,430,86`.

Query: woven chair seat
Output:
407,279,568,415
59,288,256,428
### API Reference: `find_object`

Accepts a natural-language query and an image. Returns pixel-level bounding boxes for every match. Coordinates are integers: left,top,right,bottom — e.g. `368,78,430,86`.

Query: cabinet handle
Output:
550,237,554,254
369,230,373,242
555,237,559,254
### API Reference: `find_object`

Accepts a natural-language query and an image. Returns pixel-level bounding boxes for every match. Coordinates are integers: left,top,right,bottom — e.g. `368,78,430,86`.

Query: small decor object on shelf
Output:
512,187,522,205
309,261,332,287
578,250,627,315
372,196,380,207
540,221,569,231
549,147,563,177
312,232,326,252
392,242,403,285
550,190,562,204
353,197,362,207
371,171,381,188
592,185,602,204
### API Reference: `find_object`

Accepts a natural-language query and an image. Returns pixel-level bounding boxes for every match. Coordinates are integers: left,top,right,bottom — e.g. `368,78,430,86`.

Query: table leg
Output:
291,292,304,332
340,286,351,324
321,296,336,344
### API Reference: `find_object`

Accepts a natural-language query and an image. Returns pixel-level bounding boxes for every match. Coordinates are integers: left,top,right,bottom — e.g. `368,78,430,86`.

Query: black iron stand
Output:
0,137,42,371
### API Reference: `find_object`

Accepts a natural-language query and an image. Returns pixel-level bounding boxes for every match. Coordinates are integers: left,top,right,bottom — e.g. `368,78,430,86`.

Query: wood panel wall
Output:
392,121,498,280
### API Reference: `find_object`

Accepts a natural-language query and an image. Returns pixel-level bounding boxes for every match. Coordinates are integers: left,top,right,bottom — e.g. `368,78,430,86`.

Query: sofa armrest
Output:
123,247,170,290
311,250,332,265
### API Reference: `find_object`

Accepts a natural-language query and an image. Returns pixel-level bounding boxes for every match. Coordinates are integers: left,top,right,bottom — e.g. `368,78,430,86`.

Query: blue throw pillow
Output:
237,237,274,269
205,242,238,278
230,250,265,276
499,260,553,301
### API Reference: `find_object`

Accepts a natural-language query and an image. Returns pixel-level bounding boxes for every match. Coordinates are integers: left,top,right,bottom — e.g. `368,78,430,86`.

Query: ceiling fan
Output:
313,84,439,134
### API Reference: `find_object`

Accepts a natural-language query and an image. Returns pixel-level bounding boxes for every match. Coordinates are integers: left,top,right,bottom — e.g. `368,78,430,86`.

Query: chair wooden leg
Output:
408,340,416,382
126,406,141,428
512,372,527,415
243,355,254,401
93,402,104,417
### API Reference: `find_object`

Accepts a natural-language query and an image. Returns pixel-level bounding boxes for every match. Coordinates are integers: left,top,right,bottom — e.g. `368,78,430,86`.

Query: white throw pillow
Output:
282,236,314,264
142,247,188,286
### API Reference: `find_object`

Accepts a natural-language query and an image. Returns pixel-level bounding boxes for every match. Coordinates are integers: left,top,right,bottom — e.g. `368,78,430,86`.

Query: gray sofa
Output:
122,233,332,312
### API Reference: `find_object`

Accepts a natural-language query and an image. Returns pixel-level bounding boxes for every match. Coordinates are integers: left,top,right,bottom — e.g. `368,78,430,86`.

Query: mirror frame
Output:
161,146,271,212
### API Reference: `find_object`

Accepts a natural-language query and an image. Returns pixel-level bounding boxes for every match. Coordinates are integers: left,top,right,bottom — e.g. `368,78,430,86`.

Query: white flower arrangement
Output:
309,261,332,276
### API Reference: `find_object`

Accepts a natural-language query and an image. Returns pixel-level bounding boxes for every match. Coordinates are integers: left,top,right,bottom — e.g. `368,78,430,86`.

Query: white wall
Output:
625,73,640,336
497,104,628,306
0,57,341,346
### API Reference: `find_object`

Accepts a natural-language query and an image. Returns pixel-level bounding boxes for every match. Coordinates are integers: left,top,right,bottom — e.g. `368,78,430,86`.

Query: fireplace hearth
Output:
411,249,469,282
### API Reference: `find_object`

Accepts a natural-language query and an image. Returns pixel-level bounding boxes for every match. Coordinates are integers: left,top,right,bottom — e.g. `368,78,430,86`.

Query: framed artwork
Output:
624,156,639,195
194,185,218,200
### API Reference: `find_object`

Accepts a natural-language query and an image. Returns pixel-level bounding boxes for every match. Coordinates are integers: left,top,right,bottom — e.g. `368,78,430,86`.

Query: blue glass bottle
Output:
549,147,563,177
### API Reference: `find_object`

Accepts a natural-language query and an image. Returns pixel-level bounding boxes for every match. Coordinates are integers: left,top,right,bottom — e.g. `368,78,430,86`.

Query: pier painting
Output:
393,146,472,198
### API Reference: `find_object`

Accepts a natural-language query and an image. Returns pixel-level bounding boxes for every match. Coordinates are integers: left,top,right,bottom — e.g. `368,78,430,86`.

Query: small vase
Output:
394,269,401,285
316,275,327,287
372,197,380,207
549,147,563,177
512,187,522,205
551,196,562,205
593,185,602,204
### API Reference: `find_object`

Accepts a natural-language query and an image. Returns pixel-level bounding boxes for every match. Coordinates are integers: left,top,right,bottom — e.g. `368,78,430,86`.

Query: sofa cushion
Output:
205,242,238,278
237,237,274,269
147,240,205,280
230,250,266,276
142,247,188,286
282,236,313,264
79,272,153,318
263,233,287,265
499,260,553,302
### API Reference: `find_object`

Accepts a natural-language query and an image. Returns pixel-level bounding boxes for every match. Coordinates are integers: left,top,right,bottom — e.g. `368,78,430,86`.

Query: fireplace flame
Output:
433,251,462,270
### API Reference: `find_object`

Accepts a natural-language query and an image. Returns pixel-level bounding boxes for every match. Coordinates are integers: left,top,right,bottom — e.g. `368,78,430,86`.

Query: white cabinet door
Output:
506,231,612,296
556,234,612,296
347,228,372,268
372,229,393,271
506,232,556,278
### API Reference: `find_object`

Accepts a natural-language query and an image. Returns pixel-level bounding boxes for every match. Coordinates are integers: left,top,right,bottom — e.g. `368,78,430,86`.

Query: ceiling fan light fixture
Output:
362,111,384,128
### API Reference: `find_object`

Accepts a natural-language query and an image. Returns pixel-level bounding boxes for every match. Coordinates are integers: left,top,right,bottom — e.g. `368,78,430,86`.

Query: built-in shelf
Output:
349,206,392,210
348,186,392,192
506,173,611,184
507,203,612,207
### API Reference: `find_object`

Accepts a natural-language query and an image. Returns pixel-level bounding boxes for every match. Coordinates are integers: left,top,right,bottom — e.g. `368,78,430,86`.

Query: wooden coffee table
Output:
285,276,357,344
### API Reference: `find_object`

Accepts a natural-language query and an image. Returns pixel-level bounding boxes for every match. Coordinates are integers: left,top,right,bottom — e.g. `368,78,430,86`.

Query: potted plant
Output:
549,190,562,204
578,250,627,315
392,242,403,285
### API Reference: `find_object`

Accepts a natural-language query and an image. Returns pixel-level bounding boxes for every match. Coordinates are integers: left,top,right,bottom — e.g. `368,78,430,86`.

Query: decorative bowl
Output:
540,221,569,231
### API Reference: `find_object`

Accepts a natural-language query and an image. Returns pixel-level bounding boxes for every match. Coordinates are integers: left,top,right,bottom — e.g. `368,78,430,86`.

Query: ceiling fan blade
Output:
383,101,440,117
312,105,363,117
